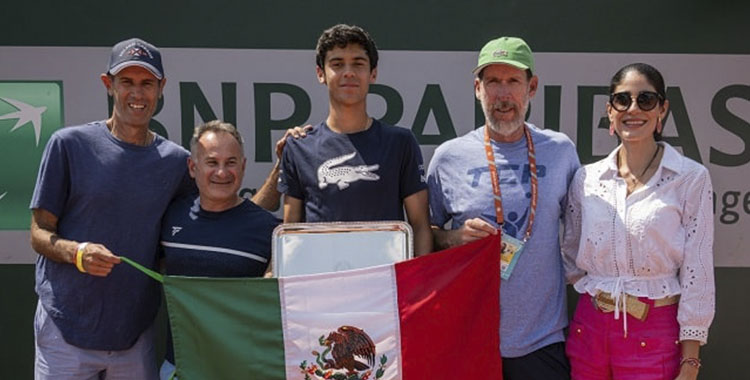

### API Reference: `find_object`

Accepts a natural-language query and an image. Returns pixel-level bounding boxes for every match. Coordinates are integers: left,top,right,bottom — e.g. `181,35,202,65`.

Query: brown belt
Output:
591,292,680,322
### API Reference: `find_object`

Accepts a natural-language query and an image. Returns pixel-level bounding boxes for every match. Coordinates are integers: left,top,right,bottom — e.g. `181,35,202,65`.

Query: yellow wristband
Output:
75,242,88,273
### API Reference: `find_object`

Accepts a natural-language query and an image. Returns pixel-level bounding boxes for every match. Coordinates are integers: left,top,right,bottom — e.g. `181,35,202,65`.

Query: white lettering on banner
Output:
1,47,748,266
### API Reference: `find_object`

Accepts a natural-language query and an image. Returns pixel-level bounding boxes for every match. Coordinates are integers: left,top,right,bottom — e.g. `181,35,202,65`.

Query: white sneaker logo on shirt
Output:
171,226,183,236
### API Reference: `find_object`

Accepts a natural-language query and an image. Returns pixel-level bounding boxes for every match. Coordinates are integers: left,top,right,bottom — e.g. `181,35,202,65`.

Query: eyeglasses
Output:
609,91,663,112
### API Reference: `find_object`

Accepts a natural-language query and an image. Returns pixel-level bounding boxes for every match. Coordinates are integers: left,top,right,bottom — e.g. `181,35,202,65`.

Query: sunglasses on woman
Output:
609,91,664,112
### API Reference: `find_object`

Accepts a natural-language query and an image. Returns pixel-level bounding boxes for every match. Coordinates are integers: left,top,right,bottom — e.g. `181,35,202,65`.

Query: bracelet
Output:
680,357,701,369
75,242,88,273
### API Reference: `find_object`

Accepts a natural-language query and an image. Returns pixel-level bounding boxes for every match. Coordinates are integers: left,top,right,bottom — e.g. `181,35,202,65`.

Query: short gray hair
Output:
190,120,244,156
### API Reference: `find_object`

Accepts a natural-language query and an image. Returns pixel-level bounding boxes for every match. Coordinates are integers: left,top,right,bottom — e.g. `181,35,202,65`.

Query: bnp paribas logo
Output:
0,81,64,230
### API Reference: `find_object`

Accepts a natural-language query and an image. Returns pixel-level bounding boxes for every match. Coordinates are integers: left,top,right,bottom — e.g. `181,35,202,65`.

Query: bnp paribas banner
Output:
1,47,748,266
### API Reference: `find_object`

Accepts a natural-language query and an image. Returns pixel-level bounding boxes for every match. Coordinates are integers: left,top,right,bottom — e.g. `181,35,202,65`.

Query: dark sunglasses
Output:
609,91,663,112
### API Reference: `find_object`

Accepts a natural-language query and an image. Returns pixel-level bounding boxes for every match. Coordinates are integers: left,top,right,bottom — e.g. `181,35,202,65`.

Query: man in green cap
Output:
427,37,580,379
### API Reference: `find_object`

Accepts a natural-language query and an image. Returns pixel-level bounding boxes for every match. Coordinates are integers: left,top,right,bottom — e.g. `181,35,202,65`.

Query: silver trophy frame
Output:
271,221,413,277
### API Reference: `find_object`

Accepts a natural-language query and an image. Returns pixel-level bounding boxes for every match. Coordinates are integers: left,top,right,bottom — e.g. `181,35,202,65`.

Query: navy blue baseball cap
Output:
107,38,164,79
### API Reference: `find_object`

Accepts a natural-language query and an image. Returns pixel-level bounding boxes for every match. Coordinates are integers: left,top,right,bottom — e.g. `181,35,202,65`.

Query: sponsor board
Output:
0,47,748,265
0,81,64,230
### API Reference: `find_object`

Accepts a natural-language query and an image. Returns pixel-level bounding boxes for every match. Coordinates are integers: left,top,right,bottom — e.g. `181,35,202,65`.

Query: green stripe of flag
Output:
119,256,163,283
164,276,286,379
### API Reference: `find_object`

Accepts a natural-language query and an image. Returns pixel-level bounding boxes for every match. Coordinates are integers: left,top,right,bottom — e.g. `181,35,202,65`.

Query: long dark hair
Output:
609,63,666,141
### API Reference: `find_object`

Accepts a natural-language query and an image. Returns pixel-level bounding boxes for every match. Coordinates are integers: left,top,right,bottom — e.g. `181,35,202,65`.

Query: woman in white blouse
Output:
562,63,714,380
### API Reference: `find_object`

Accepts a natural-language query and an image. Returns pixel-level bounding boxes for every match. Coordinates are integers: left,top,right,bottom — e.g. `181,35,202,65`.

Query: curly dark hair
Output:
315,24,378,71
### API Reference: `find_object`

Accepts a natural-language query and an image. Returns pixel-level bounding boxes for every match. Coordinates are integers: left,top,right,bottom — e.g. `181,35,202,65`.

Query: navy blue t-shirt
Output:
278,120,426,222
160,195,279,362
30,121,193,350
160,195,279,277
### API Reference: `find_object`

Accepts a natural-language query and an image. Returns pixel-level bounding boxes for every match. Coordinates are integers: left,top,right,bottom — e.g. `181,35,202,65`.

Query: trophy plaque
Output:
271,221,413,277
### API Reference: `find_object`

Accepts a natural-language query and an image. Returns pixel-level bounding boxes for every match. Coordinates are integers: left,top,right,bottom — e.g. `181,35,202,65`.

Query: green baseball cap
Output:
473,37,534,76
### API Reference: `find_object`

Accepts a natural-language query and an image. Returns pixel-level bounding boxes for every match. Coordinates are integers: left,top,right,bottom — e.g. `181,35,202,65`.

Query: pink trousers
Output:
566,293,680,380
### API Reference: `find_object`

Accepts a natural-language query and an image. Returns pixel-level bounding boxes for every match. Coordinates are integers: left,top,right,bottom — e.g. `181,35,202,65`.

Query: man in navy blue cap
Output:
29,37,193,380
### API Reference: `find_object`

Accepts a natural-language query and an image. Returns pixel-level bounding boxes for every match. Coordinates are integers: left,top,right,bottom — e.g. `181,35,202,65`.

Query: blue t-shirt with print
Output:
278,120,426,222
427,124,580,358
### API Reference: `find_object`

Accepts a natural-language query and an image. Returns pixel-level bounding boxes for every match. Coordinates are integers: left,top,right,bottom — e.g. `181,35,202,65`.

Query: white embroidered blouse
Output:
561,142,715,344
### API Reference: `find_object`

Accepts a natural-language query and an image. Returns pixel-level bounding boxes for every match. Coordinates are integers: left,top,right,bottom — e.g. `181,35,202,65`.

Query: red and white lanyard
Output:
483,125,539,242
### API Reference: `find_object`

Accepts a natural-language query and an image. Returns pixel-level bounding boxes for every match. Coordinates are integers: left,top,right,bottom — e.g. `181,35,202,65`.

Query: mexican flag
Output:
159,234,501,379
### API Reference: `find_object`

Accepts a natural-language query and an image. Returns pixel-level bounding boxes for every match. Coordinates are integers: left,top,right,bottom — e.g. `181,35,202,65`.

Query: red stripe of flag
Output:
396,234,502,378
